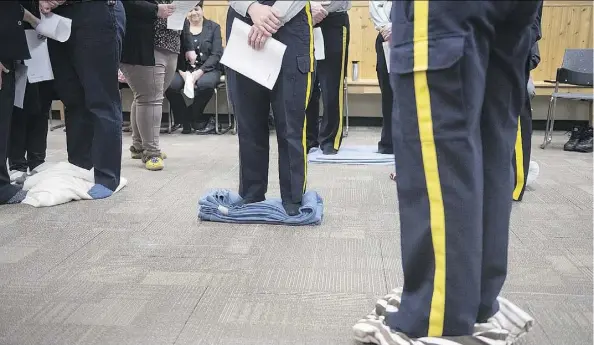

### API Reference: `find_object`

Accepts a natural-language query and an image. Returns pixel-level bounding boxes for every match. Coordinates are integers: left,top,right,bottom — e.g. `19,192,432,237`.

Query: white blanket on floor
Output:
21,162,127,207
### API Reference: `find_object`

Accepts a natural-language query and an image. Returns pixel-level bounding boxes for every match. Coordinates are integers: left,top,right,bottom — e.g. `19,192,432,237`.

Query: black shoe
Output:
377,146,393,155
564,125,586,151
181,127,194,134
170,124,181,133
575,127,593,153
232,196,265,207
196,118,216,135
321,146,338,155
282,202,302,216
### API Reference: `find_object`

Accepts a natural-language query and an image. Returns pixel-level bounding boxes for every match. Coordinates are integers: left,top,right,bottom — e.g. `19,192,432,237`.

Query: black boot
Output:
564,125,585,151
196,117,216,135
282,202,302,216
232,196,265,207
575,127,593,153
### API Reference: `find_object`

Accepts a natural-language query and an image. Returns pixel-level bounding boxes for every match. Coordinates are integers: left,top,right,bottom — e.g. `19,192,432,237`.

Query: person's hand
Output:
185,51,197,67
247,3,281,37
157,3,176,19
191,69,204,82
248,26,270,50
380,25,391,42
39,0,65,14
310,2,328,25
0,62,9,91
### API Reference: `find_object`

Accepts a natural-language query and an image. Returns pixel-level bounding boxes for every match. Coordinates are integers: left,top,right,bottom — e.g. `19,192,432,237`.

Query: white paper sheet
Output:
36,13,72,42
314,27,325,60
220,18,287,90
24,30,54,83
14,64,28,109
382,41,390,73
183,73,195,99
167,1,199,30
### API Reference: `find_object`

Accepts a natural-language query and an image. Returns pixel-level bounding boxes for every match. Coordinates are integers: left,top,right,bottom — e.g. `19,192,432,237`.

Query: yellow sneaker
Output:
145,157,164,171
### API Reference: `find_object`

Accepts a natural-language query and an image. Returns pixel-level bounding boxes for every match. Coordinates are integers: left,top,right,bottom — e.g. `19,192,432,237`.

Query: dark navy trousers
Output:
225,4,315,204
387,0,540,337
48,1,125,191
305,12,350,153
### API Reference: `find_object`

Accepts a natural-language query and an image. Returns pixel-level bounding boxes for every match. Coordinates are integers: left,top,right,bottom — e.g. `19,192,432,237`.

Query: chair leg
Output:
215,88,221,134
224,87,237,135
540,96,557,149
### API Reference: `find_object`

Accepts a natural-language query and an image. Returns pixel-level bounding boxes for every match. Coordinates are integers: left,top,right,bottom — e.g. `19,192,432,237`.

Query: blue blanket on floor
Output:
308,146,394,165
198,189,324,226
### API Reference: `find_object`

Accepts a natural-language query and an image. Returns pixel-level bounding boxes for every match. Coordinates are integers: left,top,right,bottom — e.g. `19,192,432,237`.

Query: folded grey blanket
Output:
353,288,534,345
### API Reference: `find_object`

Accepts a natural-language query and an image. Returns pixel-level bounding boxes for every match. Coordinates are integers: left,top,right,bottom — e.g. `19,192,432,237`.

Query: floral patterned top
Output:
154,0,180,54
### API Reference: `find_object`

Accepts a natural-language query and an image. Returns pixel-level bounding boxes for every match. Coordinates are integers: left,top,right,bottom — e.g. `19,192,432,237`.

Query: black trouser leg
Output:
387,0,539,337
192,88,215,124
305,77,320,151
375,33,393,154
50,1,125,191
0,60,20,203
317,13,349,153
512,94,533,201
26,81,52,171
8,86,32,172
165,73,191,129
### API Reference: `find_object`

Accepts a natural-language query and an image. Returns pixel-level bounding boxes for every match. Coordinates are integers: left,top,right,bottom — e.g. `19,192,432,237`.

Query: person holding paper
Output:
39,0,126,199
0,1,41,205
120,0,181,171
378,0,539,340
369,0,393,155
226,0,314,216
165,2,224,135
304,0,351,155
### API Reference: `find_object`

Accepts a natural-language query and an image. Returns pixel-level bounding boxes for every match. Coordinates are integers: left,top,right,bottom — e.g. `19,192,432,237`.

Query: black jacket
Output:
177,18,223,73
121,0,160,66
0,1,30,61
528,1,543,71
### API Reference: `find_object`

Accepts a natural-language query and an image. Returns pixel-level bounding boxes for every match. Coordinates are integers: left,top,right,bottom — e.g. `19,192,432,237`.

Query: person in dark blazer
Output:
165,2,223,135
0,1,39,205
120,0,180,171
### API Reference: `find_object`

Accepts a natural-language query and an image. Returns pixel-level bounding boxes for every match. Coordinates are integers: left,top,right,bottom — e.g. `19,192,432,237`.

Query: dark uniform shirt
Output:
0,1,30,61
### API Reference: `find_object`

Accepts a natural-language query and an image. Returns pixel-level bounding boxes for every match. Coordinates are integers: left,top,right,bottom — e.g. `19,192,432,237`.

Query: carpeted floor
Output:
0,127,591,345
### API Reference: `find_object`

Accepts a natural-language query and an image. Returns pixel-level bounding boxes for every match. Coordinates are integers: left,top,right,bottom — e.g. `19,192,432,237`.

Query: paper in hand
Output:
382,41,390,73
314,27,325,60
167,1,199,30
24,30,54,83
220,18,287,90
183,73,195,100
36,13,72,42
14,64,29,109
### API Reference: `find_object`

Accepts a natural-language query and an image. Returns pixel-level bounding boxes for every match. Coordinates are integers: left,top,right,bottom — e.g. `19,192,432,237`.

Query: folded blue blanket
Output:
198,189,324,226
308,146,394,165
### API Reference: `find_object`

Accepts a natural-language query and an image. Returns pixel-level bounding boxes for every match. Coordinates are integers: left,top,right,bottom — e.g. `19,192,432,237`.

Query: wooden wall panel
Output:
202,1,593,83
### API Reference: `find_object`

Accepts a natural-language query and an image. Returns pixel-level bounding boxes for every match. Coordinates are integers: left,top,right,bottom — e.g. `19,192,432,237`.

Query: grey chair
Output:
343,77,350,137
541,48,593,149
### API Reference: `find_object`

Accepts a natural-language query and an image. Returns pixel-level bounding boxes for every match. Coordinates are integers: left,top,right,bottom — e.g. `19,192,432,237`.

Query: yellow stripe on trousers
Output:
333,26,348,150
303,2,314,193
513,120,525,200
412,1,446,337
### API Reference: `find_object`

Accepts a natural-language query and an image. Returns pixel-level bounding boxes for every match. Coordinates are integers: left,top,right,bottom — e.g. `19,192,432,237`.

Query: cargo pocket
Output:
290,54,315,111
390,35,469,137
296,54,314,75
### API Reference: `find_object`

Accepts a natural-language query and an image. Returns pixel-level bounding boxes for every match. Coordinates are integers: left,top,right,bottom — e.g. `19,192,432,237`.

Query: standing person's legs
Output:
8,81,38,173
478,5,538,322
0,60,26,204
51,1,126,194
305,76,320,151
387,0,496,337
26,80,52,171
271,3,314,215
512,94,533,201
317,14,349,155
120,49,177,170
375,33,393,154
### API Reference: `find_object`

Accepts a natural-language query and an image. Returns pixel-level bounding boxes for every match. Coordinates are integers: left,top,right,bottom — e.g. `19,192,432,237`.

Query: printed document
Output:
24,30,54,83
382,41,390,73
314,27,325,60
14,64,28,109
167,1,199,30
36,12,72,42
220,18,287,90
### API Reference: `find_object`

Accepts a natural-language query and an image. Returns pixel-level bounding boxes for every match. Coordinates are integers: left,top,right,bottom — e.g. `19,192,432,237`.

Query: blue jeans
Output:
49,0,126,191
